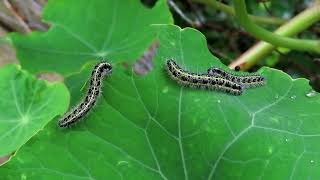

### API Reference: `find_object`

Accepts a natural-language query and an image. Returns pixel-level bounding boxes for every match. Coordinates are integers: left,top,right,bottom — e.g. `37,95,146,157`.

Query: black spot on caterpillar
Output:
166,59,244,95
58,61,112,128
207,67,266,88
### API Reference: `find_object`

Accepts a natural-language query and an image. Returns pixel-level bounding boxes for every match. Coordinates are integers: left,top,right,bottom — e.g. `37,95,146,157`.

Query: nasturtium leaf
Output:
10,0,172,76
0,64,69,157
1,25,320,179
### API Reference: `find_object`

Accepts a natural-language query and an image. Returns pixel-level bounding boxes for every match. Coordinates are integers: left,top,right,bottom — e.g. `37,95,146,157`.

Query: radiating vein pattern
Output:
0,64,68,156
3,24,320,180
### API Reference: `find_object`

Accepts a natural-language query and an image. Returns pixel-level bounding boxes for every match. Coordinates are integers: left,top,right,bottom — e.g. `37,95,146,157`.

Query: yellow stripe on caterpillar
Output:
166,59,244,96
58,61,112,128
207,67,266,89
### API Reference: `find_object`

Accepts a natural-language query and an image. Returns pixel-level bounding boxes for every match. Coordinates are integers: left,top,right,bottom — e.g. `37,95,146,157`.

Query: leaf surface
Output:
10,0,172,75
0,64,69,157
1,25,320,180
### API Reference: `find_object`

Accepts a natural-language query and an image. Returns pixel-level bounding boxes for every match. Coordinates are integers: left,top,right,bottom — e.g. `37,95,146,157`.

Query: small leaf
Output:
10,0,172,76
1,25,319,180
0,64,69,157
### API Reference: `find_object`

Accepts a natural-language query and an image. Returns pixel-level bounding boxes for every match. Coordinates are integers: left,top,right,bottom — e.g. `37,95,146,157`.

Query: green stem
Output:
230,3,320,70
233,0,320,53
191,0,286,25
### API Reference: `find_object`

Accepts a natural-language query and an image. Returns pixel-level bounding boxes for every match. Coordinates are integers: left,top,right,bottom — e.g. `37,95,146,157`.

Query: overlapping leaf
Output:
0,64,69,157
1,25,319,180
10,0,172,75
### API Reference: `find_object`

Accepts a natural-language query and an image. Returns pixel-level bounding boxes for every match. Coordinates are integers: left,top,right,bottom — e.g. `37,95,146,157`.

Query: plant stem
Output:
191,0,286,25
233,0,320,53
230,3,320,70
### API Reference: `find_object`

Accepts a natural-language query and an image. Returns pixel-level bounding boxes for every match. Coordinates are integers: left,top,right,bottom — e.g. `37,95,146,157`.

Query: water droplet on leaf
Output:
117,161,129,166
162,86,169,93
21,174,27,180
306,90,317,98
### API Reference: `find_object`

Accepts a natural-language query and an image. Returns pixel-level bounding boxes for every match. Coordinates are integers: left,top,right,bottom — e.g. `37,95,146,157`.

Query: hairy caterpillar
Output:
207,67,266,88
166,60,244,95
58,61,112,128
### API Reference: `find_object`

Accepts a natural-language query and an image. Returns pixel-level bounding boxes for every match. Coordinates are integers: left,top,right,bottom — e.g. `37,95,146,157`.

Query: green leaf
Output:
10,0,172,76
1,25,319,179
0,64,69,157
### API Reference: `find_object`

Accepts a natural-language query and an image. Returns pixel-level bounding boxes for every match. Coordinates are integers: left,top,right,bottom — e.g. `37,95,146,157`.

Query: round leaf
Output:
1,25,319,180
0,64,69,157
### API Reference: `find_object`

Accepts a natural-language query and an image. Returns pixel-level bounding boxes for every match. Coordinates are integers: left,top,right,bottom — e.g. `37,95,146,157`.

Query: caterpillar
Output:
58,61,112,128
207,67,266,88
166,59,244,95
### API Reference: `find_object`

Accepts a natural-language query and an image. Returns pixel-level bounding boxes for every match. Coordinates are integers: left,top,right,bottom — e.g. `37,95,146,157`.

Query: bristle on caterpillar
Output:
166,59,244,95
207,67,266,88
58,61,112,128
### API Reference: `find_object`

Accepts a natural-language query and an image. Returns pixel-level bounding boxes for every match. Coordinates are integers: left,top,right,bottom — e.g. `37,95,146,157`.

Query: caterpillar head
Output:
98,61,112,76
